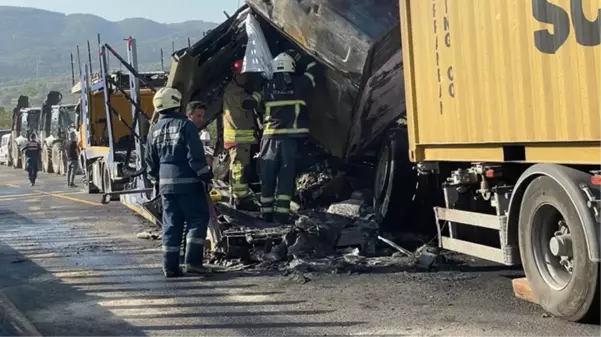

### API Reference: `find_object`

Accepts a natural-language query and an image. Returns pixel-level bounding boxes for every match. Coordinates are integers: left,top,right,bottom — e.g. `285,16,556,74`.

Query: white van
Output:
0,133,11,165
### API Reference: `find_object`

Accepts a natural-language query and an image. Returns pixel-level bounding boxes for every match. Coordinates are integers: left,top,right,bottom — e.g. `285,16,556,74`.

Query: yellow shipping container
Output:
400,0,600,165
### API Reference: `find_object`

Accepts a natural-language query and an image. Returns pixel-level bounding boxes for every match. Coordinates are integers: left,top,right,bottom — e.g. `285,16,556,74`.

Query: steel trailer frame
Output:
78,36,162,206
97,38,163,226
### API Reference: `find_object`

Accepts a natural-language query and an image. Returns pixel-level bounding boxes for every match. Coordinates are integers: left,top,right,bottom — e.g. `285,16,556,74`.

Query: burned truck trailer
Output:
167,0,412,224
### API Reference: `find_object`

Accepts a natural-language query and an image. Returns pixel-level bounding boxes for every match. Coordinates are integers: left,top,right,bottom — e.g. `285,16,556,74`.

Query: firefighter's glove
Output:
198,168,214,183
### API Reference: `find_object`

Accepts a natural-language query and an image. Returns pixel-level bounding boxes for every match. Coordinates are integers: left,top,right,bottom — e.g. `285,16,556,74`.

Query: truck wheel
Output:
43,145,53,173
85,165,100,194
12,155,20,169
21,154,27,171
373,127,416,230
41,147,46,172
103,167,119,201
58,152,66,176
79,155,86,178
519,176,600,322
51,143,61,174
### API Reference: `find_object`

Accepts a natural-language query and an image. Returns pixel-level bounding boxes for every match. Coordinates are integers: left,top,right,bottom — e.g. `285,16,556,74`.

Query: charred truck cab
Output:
167,0,410,225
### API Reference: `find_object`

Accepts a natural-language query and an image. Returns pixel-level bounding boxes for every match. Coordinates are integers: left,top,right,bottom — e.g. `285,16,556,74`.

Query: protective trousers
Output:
161,193,209,272
27,165,37,184
228,143,252,199
259,137,298,223
26,160,38,184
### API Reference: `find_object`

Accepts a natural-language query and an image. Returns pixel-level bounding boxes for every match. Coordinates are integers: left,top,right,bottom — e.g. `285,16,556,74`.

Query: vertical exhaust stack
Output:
76,45,82,78
160,48,164,72
87,40,93,75
97,33,103,73
188,37,191,47
172,41,175,54
70,53,75,86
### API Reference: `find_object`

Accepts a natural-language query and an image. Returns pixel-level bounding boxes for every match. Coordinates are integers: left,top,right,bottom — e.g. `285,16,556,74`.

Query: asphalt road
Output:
0,165,599,336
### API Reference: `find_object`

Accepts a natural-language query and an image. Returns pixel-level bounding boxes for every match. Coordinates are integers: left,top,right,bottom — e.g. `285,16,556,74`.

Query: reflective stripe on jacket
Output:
247,62,317,138
22,141,41,167
145,111,210,195
223,80,257,148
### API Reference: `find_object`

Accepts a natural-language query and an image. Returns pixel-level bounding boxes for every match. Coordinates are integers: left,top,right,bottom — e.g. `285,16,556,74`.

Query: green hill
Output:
0,5,219,123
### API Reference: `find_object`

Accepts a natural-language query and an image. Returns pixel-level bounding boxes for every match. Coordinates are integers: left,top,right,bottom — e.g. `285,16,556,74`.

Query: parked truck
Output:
397,0,600,322
8,96,31,169
10,105,41,170
38,91,78,174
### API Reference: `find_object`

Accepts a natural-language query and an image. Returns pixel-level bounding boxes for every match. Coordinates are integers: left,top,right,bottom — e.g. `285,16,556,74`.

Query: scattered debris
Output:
296,161,353,209
377,236,413,257
415,244,440,270
207,192,445,282
136,230,161,240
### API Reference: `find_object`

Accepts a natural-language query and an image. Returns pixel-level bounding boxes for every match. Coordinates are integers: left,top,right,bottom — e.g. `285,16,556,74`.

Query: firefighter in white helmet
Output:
145,87,213,277
244,51,320,223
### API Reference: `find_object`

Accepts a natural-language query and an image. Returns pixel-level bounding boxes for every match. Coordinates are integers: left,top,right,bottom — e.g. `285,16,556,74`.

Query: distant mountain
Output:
0,6,219,82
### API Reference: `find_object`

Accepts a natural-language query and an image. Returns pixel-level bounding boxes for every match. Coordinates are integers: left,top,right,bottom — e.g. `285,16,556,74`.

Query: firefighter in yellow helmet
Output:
222,60,258,210
244,52,320,223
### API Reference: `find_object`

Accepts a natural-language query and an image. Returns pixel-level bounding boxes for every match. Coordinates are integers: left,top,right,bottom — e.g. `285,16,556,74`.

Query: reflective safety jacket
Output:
245,62,317,138
22,140,41,169
145,110,212,195
223,80,257,149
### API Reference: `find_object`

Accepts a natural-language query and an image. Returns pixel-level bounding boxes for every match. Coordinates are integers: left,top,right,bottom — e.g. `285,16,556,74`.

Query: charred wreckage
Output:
136,1,439,275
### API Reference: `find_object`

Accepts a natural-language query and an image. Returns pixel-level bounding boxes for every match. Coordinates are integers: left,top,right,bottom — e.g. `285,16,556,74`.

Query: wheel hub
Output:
549,220,574,274
533,208,574,290
549,234,572,257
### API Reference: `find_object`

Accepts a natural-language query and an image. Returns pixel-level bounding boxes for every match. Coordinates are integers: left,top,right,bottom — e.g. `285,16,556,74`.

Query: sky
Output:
0,0,242,23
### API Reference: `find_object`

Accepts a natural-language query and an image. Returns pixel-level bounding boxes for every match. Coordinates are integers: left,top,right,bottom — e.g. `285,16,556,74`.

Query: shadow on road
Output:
0,206,366,335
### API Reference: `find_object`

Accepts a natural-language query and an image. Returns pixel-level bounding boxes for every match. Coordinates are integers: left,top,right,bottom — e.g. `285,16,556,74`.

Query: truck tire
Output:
87,170,99,194
12,143,21,169
103,167,119,201
43,145,53,173
519,176,600,322
51,143,62,174
12,155,20,169
85,164,100,194
58,151,66,176
373,127,417,230
21,154,27,171
40,146,45,172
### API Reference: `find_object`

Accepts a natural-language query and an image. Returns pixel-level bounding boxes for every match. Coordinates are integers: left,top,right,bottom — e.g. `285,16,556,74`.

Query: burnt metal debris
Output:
202,171,443,281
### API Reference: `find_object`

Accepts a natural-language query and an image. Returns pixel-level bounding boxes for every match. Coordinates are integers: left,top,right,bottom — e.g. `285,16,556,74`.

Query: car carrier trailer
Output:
398,0,600,322
74,37,165,203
